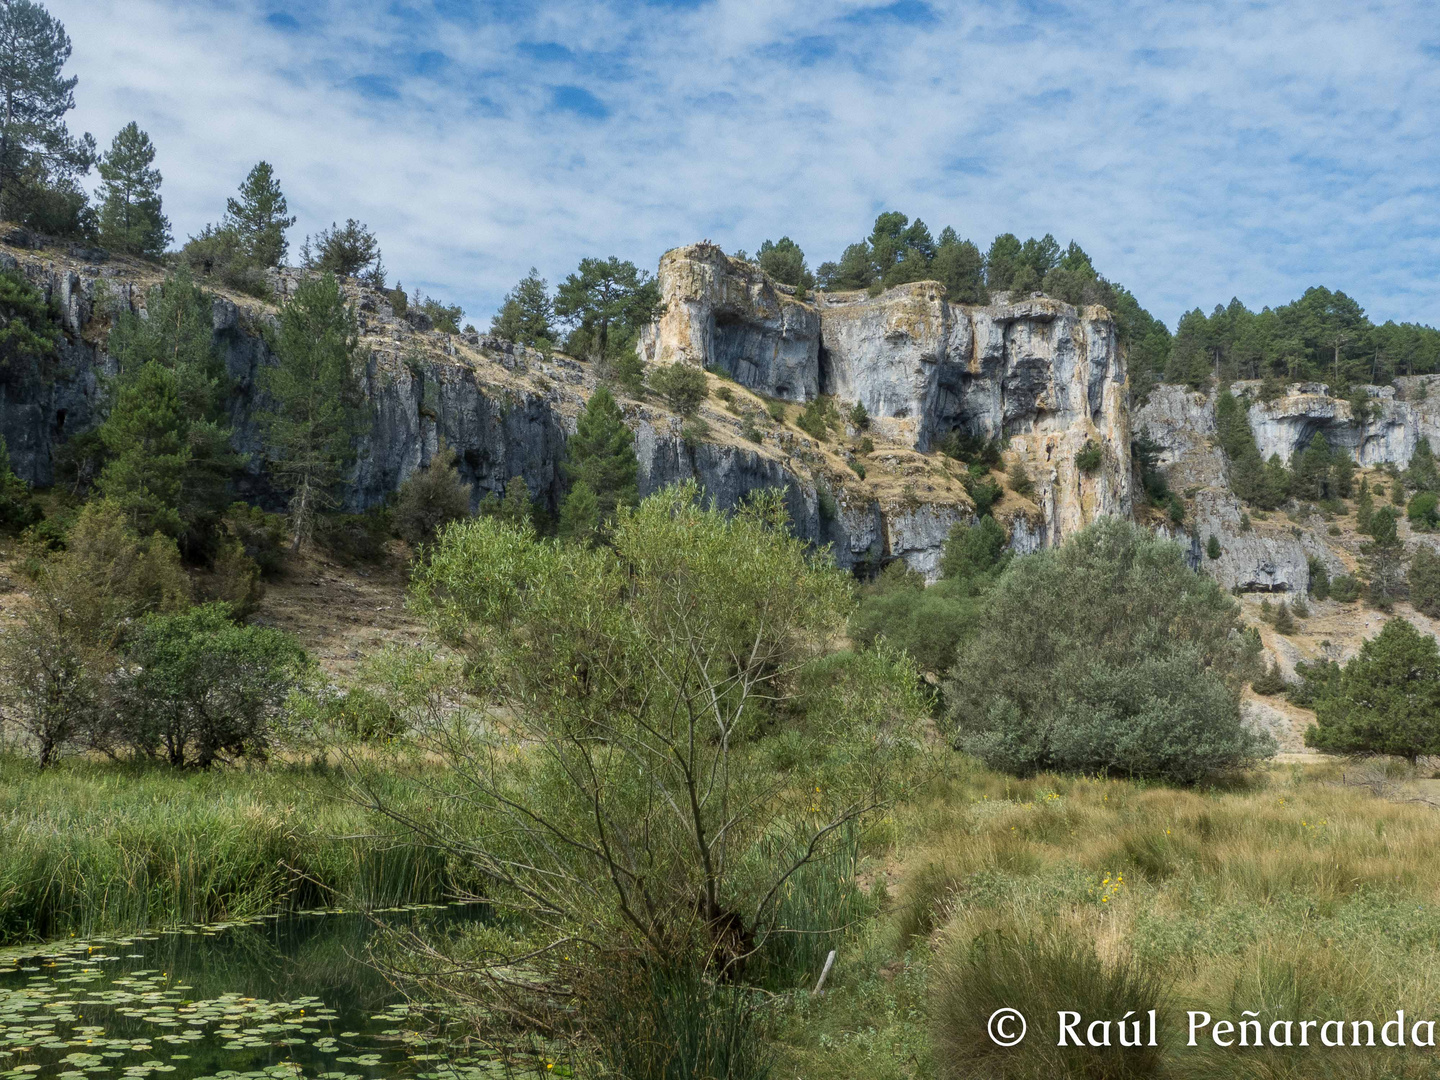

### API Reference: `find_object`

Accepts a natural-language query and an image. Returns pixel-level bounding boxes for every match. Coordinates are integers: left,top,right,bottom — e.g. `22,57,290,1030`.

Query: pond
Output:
0,906,525,1080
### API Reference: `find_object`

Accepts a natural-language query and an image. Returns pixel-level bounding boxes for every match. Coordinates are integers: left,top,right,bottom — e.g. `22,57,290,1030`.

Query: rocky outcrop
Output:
1240,378,1440,467
644,244,1132,549
1136,385,1310,593
639,243,820,400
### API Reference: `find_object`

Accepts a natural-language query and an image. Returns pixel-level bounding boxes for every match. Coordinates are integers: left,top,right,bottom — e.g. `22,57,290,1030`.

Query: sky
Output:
46,0,1440,332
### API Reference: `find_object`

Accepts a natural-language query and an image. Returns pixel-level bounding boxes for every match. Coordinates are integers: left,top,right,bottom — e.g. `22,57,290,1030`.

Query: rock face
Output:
645,244,1133,549
1240,378,1440,467
639,243,820,400
1135,385,1310,593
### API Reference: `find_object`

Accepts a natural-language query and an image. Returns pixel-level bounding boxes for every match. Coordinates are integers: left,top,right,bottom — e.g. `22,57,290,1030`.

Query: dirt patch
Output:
249,546,426,684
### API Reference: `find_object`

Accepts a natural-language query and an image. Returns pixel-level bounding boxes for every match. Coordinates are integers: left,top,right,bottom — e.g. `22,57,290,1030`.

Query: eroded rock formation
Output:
1240,377,1440,467
643,243,1132,549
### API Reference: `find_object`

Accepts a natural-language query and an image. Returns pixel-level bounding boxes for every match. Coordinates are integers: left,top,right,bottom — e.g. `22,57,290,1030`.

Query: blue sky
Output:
48,0,1440,331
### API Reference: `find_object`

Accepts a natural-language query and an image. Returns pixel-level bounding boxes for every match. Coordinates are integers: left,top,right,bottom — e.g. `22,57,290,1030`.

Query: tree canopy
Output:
1305,618,1440,762
0,0,95,224
96,122,169,257
944,517,1270,783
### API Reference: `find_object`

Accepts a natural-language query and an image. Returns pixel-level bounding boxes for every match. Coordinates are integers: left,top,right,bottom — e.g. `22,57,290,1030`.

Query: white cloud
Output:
47,0,1440,329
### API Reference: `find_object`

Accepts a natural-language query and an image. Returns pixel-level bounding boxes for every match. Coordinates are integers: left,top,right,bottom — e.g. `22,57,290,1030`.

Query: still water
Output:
0,906,516,1080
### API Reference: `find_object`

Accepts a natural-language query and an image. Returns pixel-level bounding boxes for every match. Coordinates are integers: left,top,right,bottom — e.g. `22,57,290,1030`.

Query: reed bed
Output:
0,755,473,944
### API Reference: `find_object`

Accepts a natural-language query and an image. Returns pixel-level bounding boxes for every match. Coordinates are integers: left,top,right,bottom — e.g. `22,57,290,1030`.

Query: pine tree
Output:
1356,477,1373,532
1273,600,1296,635
257,272,369,550
557,479,600,545
1206,534,1221,560
1305,618,1440,762
96,360,189,536
97,122,169,257
563,386,638,526
1362,506,1406,610
0,266,57,369
0,0,95,221
223,161,294,268
99,268,239,545
490,268,554,347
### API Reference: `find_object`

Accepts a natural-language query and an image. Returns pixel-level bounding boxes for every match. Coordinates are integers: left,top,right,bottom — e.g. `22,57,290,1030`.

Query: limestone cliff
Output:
1240,377,1440,467
1135,386,1313,593
0,239,976,578
642,243,1132,549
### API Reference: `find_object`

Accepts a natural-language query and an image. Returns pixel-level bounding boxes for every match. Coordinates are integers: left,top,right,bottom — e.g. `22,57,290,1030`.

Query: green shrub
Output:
1206,534,1221,560
1305,618,1440,762
1308,556,1331,599
766,398,786,423
109,603,309,768
796,396,838,441
681,416,711,449
314,507,391,564
932,929,1168,1080
944,518,1270,783
741,415,764,443
1408,490,1439,530
848,401,870,430
1273,600,1297,635
1330,574,1363,602
394,446,472,547
307,685,405,743
849,460,866,478
222,502,287,578
816,486,838,523
1411,545,1440,618
857,435,874,455
963,464,1002,517
1006,460,1034,498
1251,661,1287,696
1074,439,1103,474
0,437,40,533
649,362,709,416
850,569,982,675
198,535,264,620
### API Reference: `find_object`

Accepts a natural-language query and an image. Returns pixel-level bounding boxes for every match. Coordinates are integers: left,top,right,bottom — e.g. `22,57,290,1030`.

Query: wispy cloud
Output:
47,0,1440,330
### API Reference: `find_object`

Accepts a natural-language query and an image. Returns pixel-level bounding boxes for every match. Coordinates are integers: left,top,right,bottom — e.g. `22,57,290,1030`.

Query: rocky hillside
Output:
3,232,1438,600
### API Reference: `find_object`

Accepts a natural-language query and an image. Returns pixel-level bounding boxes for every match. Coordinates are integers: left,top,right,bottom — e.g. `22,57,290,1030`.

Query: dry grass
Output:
779,755,1440,1079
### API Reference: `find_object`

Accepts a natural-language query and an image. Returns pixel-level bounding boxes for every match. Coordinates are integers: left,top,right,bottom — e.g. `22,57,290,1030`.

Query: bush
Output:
796,396,838,441
1006,460,1034,498
1251,661,1288,695
222,502,287,578
1075,439,1103,474
944,518,1271,783
1411,545,1440,617
199,535,264,620
108,603,309,768
305,685,405,743
1330,574,1363,602
1308,556,1331,599
850,566,982,675
857,435,874,455
395,447,473,547
741,415,764,443
963,464,1003,517
648,362,709,416
1408,491,1439,530
1273,600,1297,635
680,416,711,449
1206,534,1221,560
932,929,1168,1080
1305,618,1440,762
848,401,870,430
765,399,786,423
0,437,40,533
314,507,391,565
402,482,925,1029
